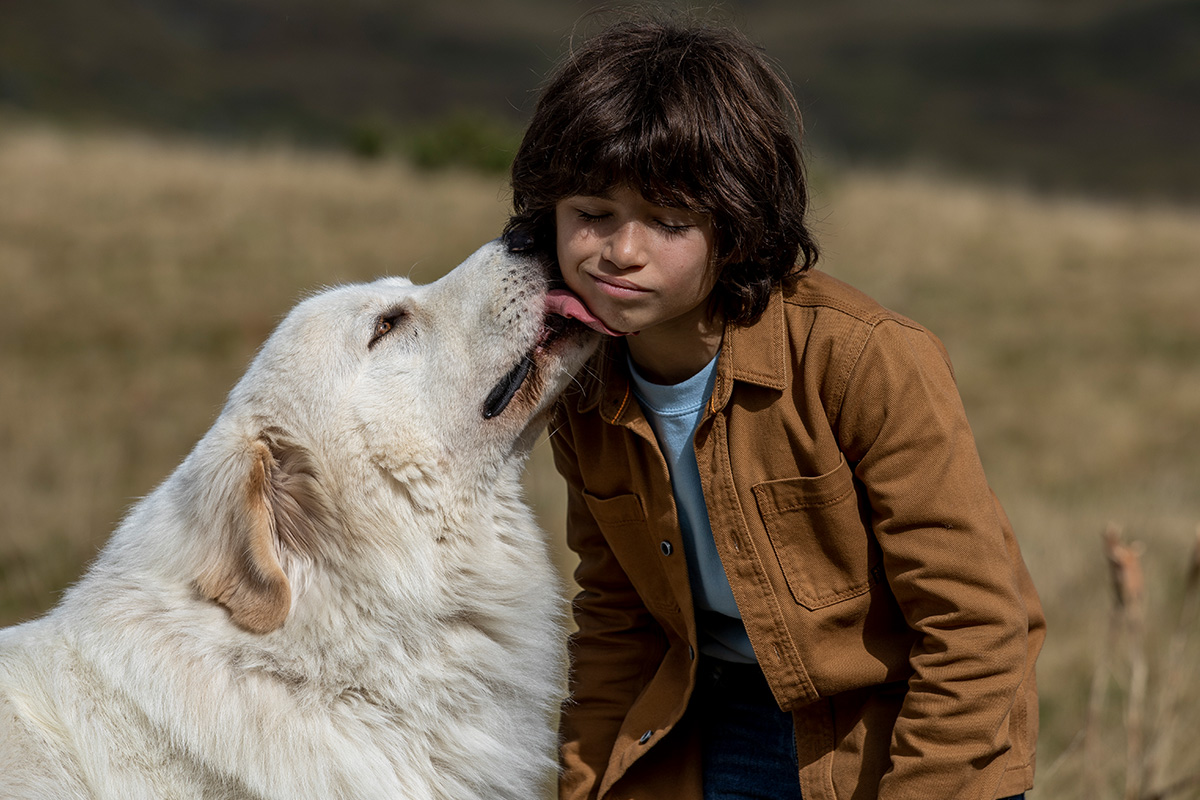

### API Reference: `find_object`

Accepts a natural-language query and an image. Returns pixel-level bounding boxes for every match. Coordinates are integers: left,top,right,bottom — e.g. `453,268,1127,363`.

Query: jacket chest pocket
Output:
752,456,880,610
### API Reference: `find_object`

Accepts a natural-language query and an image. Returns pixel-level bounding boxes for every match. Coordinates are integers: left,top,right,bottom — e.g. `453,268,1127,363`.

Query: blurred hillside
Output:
1,0,1196,200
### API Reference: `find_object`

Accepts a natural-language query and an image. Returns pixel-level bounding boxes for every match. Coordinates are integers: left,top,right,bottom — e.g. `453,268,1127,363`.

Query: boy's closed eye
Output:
655,219,695,235
570,203,705,236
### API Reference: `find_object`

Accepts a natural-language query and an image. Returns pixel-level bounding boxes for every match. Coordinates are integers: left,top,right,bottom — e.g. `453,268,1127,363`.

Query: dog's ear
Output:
196,431,332,634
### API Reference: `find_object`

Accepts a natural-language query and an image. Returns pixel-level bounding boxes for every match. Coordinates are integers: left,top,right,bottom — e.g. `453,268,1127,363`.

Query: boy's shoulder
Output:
769,269,953,381
782,268,920,331
724,269,942,394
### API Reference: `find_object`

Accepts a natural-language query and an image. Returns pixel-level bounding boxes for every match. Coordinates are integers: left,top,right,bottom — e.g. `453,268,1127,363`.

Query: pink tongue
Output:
545,289,626,336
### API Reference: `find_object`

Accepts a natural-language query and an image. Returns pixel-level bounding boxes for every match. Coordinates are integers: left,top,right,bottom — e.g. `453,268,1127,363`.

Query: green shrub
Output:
401,111,520,174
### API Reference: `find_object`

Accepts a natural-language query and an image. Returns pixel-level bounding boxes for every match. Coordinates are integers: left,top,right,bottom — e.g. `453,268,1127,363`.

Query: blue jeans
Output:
693,658,1027,800
695,659,802,800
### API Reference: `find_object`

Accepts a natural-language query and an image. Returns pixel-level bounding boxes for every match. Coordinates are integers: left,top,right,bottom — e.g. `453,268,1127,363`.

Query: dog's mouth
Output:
544,289,625,337
482,290,611,420
482,353,536,420
481,315,574,421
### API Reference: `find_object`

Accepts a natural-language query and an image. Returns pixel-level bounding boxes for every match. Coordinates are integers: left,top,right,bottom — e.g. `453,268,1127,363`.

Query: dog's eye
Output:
369,311,406,348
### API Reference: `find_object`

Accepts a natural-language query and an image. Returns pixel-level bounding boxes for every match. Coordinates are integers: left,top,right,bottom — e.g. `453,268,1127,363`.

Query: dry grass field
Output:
2,121,1198,797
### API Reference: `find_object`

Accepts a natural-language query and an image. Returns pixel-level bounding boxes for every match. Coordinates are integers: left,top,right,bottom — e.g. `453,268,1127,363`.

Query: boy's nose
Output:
603,223,645,269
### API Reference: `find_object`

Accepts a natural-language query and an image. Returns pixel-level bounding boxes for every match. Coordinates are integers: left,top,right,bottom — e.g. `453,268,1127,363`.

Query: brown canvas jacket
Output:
551,269,1045,800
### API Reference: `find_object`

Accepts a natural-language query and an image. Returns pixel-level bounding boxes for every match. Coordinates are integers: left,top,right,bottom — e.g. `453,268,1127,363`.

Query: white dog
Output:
0,240,600,800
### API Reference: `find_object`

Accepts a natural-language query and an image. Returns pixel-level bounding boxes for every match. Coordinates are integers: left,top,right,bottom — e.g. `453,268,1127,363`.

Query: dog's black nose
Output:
502,227,536,253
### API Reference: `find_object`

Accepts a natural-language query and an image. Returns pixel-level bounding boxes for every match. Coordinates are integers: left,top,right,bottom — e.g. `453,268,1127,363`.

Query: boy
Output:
506,17,1044,800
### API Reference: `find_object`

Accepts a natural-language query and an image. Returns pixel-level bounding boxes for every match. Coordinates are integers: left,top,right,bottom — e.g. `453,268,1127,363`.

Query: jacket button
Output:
639,730,653,745
659,540,673,556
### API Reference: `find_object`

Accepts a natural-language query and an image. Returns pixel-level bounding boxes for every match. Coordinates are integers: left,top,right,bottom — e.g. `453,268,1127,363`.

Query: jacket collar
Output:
573,283,788,422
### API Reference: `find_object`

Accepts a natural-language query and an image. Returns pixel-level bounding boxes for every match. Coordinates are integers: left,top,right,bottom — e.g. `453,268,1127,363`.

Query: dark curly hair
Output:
506,16,819,326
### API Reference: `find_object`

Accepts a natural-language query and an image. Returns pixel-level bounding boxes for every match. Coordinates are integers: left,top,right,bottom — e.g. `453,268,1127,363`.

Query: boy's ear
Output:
195,432,331,634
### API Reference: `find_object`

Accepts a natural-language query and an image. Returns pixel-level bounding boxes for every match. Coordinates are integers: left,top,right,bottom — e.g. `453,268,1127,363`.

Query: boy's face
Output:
554,185,718,340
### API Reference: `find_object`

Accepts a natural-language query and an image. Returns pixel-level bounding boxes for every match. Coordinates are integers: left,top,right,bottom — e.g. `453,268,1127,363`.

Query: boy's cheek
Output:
556,235,592,273
553,224,580,268
560,264,591,298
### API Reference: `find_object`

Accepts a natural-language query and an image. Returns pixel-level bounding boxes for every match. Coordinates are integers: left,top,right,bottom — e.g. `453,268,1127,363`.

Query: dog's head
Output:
186,240,600,633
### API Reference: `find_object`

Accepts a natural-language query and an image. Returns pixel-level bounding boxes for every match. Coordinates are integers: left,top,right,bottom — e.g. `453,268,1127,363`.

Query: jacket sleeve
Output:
833,318,1031,800
551,412,668,800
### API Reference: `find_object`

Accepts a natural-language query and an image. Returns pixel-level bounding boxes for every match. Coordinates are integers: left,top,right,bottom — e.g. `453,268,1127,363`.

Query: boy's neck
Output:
625,319,724,385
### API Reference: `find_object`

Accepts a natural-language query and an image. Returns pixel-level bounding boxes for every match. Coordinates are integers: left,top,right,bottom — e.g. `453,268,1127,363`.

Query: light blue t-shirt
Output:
627,352,756,664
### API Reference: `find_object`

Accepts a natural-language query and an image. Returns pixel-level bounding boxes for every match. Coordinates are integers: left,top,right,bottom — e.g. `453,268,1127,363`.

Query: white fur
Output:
0,241,597,800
